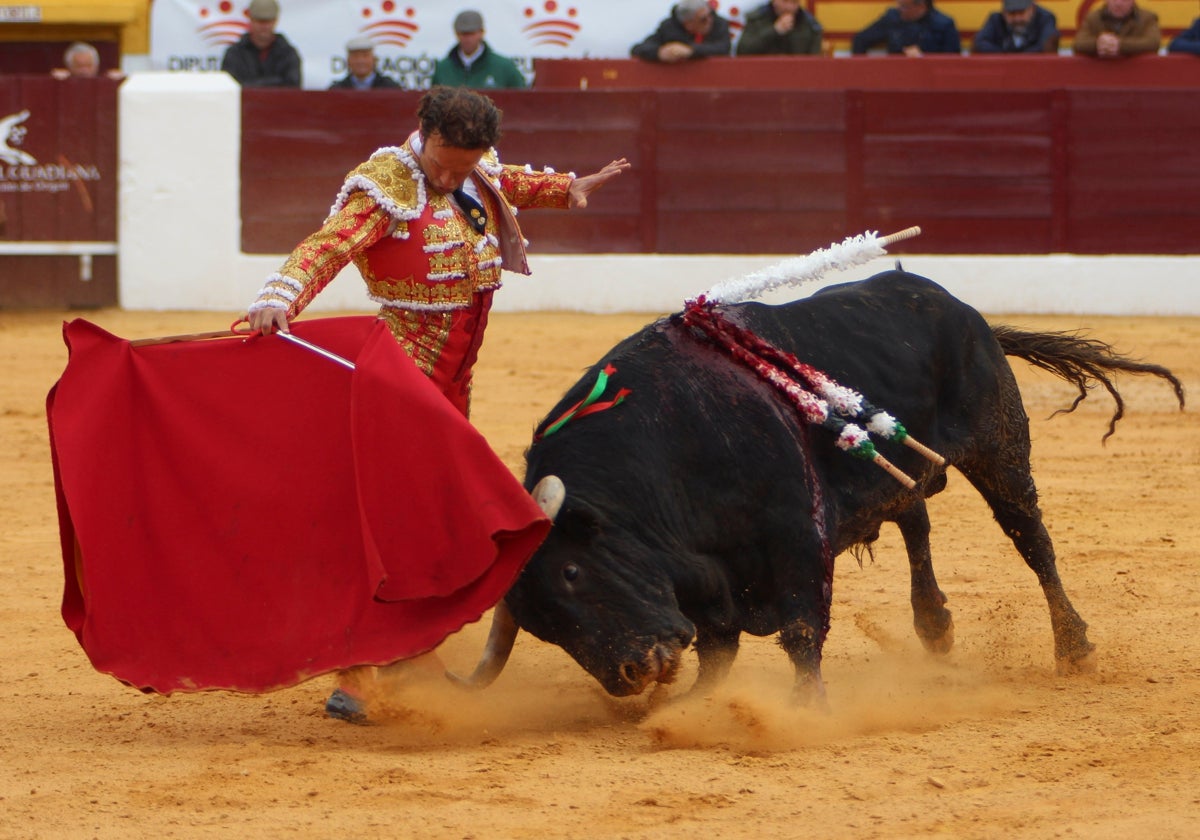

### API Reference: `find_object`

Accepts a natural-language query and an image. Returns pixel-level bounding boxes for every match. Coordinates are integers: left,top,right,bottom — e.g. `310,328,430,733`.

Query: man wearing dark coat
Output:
329,37,400,89
972,0,1060,53
851,0,961,55
736,0,824,55
631,0,733,62
220,0,302,88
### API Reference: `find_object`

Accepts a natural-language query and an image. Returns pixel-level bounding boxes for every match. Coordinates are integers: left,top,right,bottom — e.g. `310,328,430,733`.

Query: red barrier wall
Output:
241,58,1200,257
0,76,118,307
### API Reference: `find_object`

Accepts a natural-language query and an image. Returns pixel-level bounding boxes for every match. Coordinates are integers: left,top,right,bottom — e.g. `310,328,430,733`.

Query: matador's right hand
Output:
246,307,291,336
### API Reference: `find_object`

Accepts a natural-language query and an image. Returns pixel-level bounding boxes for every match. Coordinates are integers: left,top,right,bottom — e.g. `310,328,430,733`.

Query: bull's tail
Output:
992,325,1185,441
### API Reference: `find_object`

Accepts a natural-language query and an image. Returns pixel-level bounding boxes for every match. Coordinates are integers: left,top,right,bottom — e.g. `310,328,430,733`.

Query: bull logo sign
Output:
1,110,37,166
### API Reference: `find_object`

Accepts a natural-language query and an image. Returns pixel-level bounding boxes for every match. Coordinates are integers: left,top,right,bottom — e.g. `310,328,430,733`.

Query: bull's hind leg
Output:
895,502,955,654
959,458,1096,674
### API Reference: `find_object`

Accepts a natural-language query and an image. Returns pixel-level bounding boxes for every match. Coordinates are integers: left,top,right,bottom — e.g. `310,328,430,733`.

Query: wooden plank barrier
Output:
240,57,1200,257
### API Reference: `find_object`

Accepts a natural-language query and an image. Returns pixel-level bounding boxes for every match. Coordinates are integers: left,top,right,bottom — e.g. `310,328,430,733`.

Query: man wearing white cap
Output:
329,37,400,89
430,10,526,89
220,0,302,87
972,0,1060,52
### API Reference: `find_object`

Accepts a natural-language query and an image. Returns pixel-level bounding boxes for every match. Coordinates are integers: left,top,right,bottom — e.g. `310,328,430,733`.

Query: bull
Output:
458,271,1184,701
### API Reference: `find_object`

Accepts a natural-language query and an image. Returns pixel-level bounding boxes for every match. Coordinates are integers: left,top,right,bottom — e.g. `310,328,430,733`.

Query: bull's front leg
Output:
691,625,739,693
778,617,828,708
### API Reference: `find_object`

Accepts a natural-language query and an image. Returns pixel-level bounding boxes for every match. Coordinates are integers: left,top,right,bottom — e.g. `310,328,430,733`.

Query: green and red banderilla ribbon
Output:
537,363,631,439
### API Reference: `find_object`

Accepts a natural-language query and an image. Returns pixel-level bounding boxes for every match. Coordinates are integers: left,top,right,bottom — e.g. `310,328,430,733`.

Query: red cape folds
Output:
47,316,549,694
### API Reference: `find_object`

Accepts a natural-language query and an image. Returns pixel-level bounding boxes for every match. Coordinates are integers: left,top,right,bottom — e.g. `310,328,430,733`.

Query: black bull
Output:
457,271,1184,700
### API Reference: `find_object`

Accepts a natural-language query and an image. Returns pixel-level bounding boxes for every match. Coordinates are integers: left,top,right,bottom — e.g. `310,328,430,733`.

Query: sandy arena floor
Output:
1,300,1198,839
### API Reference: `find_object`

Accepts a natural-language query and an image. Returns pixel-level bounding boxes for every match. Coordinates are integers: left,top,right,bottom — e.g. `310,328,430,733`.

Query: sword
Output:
277,331,356,371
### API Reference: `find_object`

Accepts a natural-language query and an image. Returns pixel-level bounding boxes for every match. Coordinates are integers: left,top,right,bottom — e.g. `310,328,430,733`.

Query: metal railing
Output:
0,241,118,281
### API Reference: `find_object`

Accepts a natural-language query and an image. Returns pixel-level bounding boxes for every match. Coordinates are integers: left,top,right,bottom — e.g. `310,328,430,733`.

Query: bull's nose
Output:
619,661,644,688
617,654,660,694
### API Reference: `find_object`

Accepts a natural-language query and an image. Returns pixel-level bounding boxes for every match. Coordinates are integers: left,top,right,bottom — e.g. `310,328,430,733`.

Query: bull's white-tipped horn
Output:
445,599,520,689
532,474,565,521
446,476,565,690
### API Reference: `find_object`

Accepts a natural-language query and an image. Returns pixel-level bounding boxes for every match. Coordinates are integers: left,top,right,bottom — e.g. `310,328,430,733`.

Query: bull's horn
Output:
446,476,564,689
445,599,519,689
531,474,565,521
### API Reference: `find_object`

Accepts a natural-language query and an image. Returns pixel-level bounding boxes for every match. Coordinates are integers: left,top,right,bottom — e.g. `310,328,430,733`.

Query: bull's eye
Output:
562,563,580,583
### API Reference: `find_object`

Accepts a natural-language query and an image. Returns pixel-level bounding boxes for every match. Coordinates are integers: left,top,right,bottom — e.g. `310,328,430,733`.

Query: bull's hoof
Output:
1055,647,1098,676
917,618,955,655
325,688,371,725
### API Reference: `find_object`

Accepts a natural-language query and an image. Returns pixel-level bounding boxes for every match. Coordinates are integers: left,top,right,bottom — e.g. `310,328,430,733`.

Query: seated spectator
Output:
1167,16,1200,53
631,0,733,63
851,0,962,55
973,0,1060,53
329,37,399,89
51,42,124,79
431,10,526,89
220,0,302,87
1073,0,1160,58
736,0,823,55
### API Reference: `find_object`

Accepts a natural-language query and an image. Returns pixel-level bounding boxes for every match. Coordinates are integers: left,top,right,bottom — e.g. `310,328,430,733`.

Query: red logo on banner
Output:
358,1,420,47
196,1,249,47
522,1,581,48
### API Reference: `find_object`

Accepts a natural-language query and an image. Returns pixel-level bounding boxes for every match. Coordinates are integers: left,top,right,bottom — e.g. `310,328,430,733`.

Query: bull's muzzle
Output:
616,640,684,695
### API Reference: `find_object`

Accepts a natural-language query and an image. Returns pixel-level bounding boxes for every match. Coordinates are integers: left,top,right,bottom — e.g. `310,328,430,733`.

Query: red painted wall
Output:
0,75,118,307
240,58,1200,257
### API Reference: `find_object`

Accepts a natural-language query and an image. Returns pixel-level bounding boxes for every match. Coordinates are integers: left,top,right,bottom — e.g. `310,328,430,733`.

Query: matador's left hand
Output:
568,158,632,209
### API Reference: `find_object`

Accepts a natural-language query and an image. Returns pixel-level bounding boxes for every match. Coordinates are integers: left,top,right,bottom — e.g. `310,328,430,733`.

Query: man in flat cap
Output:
220,0,302,87
329,37,400,89
430,10,526,89
972,0,1060,52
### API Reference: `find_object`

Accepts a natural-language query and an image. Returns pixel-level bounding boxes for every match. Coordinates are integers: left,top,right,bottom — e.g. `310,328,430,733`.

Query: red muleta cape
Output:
46,316,549,694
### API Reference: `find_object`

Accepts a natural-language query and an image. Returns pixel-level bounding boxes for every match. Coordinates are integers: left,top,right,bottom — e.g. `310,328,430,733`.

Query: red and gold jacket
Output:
249,134,573,361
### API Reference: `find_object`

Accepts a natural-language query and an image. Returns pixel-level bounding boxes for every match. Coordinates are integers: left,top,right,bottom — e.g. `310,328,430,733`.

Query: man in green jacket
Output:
736,0,824,55
430,10,526,89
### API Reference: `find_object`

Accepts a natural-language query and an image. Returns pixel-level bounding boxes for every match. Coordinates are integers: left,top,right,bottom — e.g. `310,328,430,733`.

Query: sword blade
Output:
278,331,356,371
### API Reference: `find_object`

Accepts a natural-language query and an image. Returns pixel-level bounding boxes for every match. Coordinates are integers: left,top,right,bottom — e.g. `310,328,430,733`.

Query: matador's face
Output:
417,131,486,195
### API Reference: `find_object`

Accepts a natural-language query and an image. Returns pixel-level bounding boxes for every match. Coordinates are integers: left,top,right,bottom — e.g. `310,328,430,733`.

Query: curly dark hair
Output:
417,86,502,150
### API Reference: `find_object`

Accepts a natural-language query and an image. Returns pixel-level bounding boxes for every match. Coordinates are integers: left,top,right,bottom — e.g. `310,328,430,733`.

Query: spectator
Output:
736,0,824,55
329,37,399,89
61,42,99,76
51,42,124,79
430,10,526,89
851,0,962,55
631,0,733,63
973,0,1060,53
1073,0,1161,58
220,0,302,87
1166,16,1200,53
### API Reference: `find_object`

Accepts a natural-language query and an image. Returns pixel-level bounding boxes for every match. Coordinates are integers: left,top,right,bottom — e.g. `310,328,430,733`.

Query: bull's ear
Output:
553,499,603,542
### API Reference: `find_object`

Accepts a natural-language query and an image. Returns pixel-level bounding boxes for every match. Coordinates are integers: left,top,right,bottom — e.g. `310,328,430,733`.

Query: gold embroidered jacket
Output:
250,138,574,318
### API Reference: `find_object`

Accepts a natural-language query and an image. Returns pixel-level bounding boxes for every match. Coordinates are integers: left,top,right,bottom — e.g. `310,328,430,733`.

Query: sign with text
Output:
150,0,689,90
